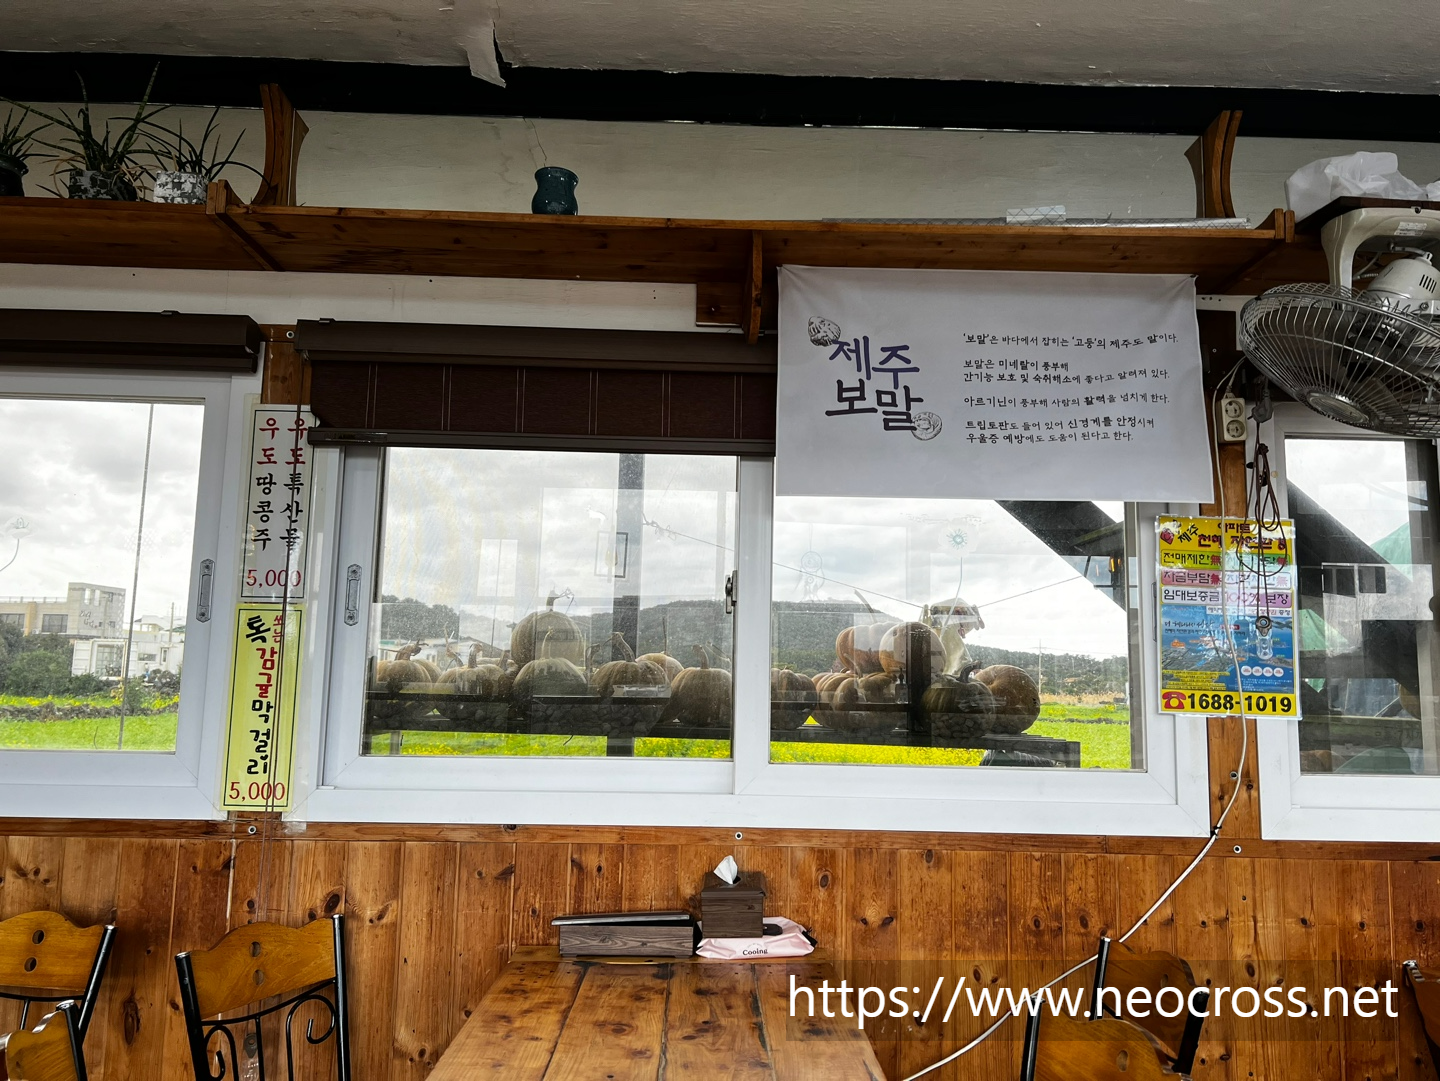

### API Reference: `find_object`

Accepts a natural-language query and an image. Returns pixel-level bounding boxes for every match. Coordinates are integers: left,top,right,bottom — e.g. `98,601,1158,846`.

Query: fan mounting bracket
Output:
1323,208,1440,289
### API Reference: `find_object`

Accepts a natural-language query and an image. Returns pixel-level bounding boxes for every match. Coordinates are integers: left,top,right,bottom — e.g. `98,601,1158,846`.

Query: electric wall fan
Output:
1240,207,1440,436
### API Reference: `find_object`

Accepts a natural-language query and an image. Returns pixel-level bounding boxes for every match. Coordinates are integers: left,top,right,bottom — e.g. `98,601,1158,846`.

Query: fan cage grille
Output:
1239,284,1440,437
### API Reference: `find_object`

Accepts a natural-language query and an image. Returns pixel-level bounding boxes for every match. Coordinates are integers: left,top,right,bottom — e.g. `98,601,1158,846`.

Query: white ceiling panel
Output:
1,0,1436,95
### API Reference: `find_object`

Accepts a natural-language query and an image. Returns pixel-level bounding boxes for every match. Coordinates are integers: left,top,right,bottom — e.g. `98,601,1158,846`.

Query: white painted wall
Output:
13,103,1440,226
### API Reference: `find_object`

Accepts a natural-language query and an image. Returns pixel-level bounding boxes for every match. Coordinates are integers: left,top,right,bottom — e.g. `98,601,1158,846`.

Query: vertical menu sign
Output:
222,406,315,812
222,604,302,810
242,408,315,600
1157,515,1300,718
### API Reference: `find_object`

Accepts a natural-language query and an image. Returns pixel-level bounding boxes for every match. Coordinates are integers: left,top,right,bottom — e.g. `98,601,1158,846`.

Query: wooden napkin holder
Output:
700,870,766,938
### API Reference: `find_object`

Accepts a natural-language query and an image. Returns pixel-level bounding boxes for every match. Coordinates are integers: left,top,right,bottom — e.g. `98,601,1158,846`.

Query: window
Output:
1258,405,1440,840
319,449,1206,835
359,448,737,760
0,366,254,819
0,397,202,753
769,496,1141,770
0,613,20,627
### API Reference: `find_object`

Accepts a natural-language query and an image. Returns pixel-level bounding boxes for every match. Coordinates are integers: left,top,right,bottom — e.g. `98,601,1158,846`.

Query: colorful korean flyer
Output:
1157,515,1300,718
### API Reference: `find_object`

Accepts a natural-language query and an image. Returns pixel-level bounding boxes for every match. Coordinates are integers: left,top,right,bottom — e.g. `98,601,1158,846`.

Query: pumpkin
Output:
375,643,433,687
878,622,946,680
511,631,588,708
813,671,850,708
858,672,898,702
836,622,895,675
974,664,1041,734
511,595,586,667
921,665,997,740
639,652,683,682
660,645,732,727
439,645,513,699
590,633,668,699
771,667,818,705
370,643,436,724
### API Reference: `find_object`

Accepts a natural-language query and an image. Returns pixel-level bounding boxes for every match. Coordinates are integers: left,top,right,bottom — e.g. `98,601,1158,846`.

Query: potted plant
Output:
6,66,167,200
143,108,261,204
0,109,47,197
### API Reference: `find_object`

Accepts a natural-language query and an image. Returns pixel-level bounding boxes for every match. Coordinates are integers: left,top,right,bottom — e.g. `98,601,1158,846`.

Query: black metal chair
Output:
175,913,351,1081
0,999,87,1081
0,911,114,1047
1088,936,1207,1076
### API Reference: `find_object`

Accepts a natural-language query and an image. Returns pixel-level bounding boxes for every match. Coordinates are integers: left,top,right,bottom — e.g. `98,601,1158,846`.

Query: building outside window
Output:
1258,405,1440,840
0,365,251,821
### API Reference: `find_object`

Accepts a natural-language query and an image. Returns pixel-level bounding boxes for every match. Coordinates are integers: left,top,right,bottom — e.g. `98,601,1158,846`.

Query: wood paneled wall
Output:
2,814,1438,1081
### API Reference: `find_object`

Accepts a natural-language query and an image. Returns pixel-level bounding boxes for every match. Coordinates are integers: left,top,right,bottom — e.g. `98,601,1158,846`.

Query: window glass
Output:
365,449,737,759
770,495,1141,769
1284,436,1440,775
0,397,203,752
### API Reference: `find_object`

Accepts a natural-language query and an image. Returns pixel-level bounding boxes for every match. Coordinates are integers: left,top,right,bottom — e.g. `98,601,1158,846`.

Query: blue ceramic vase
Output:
531,167,579,215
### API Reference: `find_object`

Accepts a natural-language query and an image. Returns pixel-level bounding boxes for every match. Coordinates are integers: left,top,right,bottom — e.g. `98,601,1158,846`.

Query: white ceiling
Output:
4,0,1438,95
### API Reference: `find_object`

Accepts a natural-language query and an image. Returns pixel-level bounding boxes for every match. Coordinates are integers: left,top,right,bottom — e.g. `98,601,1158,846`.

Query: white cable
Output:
902,359,1257,1081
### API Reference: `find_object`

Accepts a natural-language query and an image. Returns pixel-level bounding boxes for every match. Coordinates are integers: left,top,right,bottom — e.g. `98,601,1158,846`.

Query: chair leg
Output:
1020,1007,1041,1081
1089,936,1112,1021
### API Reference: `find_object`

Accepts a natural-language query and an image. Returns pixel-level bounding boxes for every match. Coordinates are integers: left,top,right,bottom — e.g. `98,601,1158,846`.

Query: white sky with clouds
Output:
379,449,1130,660
773,495,1129,658
0,398,204,626
1283,436,1417,547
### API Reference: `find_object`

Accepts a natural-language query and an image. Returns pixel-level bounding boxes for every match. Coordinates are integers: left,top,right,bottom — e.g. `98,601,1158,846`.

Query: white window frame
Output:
0,366,259,819
302,450,1212,836
1257,403,1440,841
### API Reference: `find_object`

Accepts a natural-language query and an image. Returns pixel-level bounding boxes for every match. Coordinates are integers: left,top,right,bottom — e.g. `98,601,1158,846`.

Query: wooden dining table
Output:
428,946,886,1080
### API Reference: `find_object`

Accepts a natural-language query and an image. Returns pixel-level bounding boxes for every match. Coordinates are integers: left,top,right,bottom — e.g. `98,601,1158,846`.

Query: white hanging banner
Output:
776,267,1215,502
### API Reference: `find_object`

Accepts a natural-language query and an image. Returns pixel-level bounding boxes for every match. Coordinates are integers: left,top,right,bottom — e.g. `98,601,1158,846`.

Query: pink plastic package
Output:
696,916,816,960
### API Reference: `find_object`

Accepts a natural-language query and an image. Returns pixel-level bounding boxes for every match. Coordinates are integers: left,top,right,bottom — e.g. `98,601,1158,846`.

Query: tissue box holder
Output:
701,871,766,939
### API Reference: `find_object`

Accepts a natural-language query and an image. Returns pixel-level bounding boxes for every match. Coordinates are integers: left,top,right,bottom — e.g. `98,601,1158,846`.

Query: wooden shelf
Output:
0,185,1328,329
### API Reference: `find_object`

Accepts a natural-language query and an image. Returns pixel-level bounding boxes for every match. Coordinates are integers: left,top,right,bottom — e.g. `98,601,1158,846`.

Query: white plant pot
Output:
152,171,208,204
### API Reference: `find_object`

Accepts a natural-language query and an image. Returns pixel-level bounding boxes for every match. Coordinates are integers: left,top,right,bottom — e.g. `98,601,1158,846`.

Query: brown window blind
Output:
299,321,777,454
0,309,261,373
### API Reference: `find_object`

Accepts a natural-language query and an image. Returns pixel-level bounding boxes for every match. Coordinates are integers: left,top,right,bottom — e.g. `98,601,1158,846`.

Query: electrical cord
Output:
902,358,1257,1081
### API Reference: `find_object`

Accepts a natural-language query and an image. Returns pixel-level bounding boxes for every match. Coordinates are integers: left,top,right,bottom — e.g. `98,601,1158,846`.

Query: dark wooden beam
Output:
251,84,308,207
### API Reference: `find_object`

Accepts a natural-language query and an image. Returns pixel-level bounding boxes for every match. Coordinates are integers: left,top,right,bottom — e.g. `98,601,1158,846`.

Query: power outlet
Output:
1218,394,1247,443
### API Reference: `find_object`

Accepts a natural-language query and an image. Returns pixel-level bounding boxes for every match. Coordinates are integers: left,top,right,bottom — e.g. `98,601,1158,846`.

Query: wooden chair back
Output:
0,913,113,1045
1089,936,1207,1074
1021,1008,1178,1081
1403,961,1440,1072
0,1000,87,1081
175,914,350,1081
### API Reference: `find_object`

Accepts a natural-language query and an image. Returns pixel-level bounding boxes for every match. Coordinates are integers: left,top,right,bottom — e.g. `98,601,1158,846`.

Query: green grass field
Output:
0,714,179,751
0,698,1133,768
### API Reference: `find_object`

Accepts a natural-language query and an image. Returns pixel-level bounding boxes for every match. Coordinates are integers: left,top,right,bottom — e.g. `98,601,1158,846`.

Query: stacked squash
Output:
784,616,1042,741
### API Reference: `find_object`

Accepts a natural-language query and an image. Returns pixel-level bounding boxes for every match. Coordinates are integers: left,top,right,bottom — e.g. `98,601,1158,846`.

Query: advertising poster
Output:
221,603,302,810
1157,515,1300,718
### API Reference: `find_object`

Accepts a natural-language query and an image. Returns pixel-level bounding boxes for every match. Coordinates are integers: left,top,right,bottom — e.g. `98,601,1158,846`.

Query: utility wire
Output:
903,360,1257,1080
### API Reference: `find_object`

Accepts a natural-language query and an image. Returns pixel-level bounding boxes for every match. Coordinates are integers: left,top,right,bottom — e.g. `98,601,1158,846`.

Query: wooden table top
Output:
429,946,886,1081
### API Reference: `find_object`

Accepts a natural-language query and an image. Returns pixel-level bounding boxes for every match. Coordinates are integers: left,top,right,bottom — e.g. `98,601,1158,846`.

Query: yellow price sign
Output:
221,603,302,811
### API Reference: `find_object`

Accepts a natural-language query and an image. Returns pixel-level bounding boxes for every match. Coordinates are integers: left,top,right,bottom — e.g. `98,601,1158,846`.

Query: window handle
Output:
195,559,214,623
344,564,362,626
725,570,737,615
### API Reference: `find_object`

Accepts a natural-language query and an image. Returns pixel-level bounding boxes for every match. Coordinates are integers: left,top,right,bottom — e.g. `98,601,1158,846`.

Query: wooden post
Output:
742,231,765,345
252,84,309,207
1185,110,1242,218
